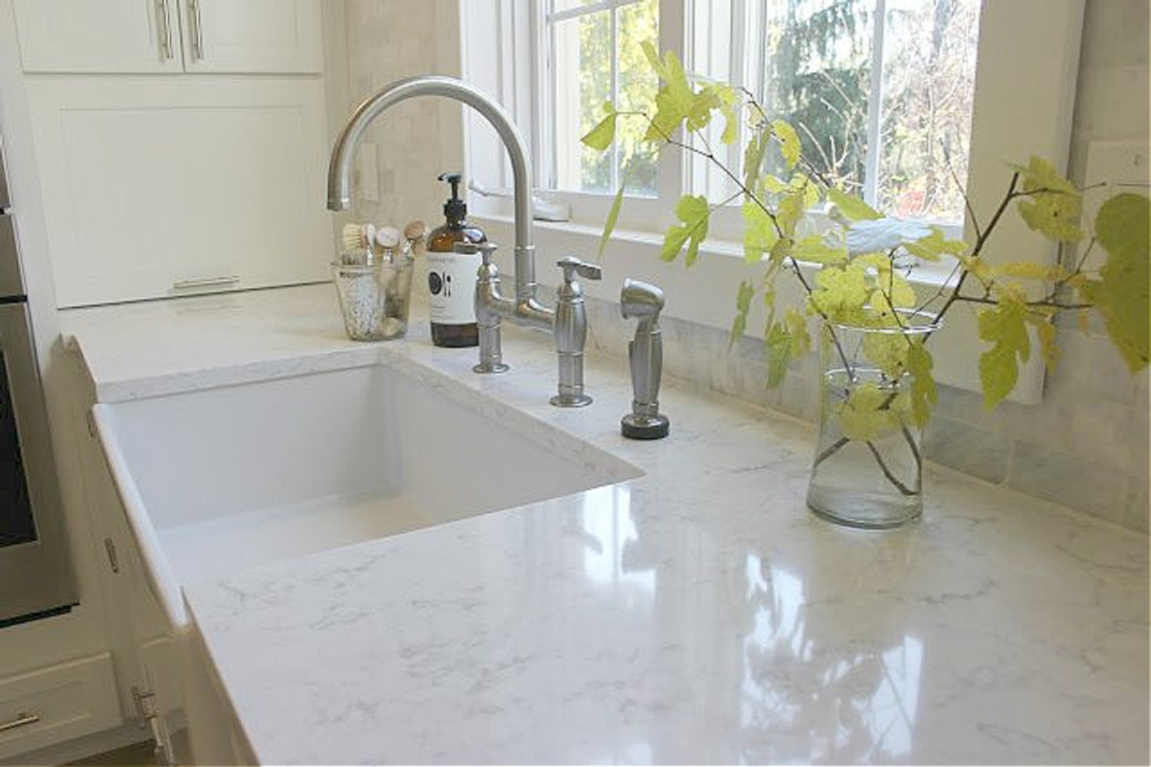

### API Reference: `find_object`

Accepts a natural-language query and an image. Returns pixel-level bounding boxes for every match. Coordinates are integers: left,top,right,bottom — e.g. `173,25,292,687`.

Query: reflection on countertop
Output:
63,284,1150,765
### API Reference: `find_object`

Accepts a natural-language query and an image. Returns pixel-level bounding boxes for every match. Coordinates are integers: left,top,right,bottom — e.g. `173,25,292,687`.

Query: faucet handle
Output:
556,256,602,284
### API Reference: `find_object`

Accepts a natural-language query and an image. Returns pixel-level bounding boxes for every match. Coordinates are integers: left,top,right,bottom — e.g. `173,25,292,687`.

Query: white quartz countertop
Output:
62,285,1150,764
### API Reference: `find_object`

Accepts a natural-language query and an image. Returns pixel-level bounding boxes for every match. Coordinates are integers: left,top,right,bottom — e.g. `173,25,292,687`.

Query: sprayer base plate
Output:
550,393,592,408
621,413,669,440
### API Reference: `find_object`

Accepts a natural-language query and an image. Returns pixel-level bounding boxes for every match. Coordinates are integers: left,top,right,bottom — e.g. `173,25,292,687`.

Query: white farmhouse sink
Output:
93,361,641,628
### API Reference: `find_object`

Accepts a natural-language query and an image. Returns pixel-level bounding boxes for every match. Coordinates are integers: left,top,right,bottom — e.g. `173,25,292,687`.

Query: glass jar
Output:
332,249,414,342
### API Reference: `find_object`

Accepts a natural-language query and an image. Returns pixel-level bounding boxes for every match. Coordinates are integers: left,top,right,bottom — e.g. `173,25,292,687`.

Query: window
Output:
461,0,1086,402
688,0,981,229
470,0,982,231
461,0,682,230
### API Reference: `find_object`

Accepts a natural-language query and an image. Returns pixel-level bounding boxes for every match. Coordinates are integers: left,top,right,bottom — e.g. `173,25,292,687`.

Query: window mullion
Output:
546,0,558,189
727,0,748,182
862,0,887,205
610,6,620,191
531,0,551,190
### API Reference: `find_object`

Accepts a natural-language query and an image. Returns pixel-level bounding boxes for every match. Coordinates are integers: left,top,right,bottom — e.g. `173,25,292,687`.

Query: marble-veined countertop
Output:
62,284,1149,764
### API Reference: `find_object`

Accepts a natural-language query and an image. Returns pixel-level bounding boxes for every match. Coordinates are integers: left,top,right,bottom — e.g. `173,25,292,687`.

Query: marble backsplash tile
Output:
584,295,1150,534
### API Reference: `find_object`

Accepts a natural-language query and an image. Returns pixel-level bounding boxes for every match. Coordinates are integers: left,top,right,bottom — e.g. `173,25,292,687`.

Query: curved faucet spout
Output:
327,76,544,315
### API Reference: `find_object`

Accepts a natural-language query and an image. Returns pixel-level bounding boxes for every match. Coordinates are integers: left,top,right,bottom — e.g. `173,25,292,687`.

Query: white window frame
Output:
460,0,1086,404
462,0,682,232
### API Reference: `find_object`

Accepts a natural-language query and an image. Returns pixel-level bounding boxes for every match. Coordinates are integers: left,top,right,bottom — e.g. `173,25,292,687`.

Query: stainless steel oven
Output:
0,135,77,627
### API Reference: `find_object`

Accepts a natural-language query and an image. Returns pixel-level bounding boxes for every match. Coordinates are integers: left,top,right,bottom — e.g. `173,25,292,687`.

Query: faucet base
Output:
550,393,592,408
621,413,669,440
473,361,510,374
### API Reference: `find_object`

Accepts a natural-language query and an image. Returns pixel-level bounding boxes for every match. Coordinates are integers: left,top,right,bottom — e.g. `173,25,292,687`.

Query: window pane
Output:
877,0,981,223
687,0,983,224
554,11,612,192
762,0,873,194
615,0,659,194
552,0,658,195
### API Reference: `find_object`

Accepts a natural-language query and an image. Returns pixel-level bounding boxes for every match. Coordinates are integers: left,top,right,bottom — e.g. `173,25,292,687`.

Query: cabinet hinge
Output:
132,686,176,766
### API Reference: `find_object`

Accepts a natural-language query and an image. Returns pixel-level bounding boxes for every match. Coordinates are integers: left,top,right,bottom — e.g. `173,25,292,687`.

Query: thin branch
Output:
952,294,1092,310
813,436,850,467
914,259,963,315
947,160,981,242
901,425,923,469
932,172,1021,327
864,440,918,496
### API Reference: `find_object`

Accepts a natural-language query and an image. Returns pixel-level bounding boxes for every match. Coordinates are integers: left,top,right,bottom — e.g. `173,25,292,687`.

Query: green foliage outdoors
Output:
573,0,659,193
581,46,1150,443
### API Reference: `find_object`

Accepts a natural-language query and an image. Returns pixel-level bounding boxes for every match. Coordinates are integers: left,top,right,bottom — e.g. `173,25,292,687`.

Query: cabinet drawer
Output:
0,653,121,760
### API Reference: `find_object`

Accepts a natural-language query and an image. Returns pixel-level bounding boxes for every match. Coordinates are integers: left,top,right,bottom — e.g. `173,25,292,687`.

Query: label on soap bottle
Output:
426,250,481,325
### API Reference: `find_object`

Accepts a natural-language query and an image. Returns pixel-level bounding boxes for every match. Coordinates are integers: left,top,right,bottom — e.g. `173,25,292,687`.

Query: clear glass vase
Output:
806,311,940,529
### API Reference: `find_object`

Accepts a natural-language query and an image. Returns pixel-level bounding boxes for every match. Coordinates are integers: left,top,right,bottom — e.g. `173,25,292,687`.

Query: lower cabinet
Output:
26,76,333,307
0,653,122,761
80,396,242,765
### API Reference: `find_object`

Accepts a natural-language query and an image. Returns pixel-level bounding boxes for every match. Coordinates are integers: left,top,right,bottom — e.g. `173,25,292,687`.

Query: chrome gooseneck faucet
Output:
326,76,554,337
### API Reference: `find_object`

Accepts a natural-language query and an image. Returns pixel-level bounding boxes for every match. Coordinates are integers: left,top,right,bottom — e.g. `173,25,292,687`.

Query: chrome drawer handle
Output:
172,275,239,290
155,0,173,60
188,0,204,60
0,712,41,734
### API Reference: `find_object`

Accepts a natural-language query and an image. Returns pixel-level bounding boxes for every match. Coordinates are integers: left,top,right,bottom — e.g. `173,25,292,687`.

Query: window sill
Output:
474,212,961,289
473,212,1040,403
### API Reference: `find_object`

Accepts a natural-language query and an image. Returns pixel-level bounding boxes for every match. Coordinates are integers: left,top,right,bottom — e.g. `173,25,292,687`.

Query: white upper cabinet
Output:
182,0,322,74
13,0,322,74
12,0,184,73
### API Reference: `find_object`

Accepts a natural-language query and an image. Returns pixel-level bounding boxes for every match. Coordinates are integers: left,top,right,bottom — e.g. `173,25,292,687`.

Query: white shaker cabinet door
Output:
12,0,183,73
26,77,332,307
180,0,323,74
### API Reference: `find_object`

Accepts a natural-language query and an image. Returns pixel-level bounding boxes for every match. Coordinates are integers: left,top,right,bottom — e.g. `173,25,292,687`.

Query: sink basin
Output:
93,361,641,628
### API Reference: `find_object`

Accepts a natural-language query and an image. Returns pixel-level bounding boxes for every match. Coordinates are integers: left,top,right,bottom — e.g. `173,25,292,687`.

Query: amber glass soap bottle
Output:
426,172,486,347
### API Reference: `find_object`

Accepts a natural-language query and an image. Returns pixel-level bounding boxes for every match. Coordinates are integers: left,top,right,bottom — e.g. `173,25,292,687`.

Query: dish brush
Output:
340,223,376,264
375,226,401,263
403,219,427,258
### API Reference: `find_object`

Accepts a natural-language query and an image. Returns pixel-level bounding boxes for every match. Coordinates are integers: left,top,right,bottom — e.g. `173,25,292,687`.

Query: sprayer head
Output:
620,278,665,322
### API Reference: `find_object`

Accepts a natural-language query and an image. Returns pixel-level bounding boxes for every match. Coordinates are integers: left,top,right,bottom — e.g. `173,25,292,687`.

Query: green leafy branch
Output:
582,45,1150,493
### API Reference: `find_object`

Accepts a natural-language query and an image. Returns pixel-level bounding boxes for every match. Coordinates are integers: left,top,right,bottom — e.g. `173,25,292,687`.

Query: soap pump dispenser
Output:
426,172,486,347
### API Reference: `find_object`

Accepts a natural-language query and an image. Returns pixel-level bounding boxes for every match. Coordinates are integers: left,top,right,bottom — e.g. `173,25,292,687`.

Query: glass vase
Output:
806,311,940,529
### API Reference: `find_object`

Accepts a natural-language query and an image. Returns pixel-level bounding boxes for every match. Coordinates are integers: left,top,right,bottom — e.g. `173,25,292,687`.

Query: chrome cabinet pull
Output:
155,0,173,60
188,0,204,60
0,712,41,734
172,275,239,290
